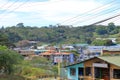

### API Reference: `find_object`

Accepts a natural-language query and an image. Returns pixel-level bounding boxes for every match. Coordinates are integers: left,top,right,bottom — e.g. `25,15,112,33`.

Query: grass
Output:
0,75,26,80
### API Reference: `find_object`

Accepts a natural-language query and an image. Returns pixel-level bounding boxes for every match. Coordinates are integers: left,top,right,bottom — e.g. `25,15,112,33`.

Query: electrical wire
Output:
0,0,21,15
88,13,120,26
59,0,116,24
23,0,65,7
111,16,120,23
0,0,120,27
0,0,30,20
5,0,30,14
11,0,118,26
0,0,12,9
71,5,120,26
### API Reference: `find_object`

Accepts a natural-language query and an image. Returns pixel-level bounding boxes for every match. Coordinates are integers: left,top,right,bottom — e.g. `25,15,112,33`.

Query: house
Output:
101,46,120,55
62,45,75,51
78,45,120,61
66,63,84,80
84,56,120,80
66,56,120,80
77,46,104,61
18,50,35,57
102,49,120,55
39,51,72,63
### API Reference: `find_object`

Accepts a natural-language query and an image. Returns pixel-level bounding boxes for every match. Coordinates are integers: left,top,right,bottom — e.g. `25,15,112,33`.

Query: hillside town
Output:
1,0,120,80
12,40,120,80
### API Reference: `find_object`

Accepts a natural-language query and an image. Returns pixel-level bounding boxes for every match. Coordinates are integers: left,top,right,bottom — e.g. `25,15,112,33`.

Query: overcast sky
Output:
0,0,120,27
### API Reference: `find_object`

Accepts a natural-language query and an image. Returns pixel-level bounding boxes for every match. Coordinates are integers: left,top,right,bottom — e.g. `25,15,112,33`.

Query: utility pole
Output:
58,62,61,80
57,44,62,80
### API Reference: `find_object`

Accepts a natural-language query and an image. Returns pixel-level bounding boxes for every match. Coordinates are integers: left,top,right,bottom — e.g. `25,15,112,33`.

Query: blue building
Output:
66,63,84,80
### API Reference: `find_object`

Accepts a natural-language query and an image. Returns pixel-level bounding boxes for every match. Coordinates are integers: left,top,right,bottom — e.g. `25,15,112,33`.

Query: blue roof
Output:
87,45,120,50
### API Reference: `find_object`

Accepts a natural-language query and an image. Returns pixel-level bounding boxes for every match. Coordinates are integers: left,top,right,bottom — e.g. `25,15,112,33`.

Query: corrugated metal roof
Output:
65,62,84,68
98,56,120,67
65,56,120,68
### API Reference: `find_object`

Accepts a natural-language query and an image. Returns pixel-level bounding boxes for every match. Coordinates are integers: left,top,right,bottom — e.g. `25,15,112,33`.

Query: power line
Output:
111,16,120,22
70,4,119,25
23,0,65,7
88,13,120,26
0,0,21,15
71,5,120,26
0,0,64,22
0,0,12,9
0,0,30,20
59,0,116,24
0,0,119,27
5,0,30,13
2,2,118,23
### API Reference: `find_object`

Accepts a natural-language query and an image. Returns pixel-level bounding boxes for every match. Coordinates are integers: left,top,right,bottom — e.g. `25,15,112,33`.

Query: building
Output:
39,51,72,63
78,45,120,61
77,46,104,61
66,63,84,80
66,56,120,80
84,56,120,80
18,50,35,57
102,48,120,56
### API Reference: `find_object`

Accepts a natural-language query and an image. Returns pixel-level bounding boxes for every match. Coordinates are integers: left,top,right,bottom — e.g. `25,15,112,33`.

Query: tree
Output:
95,26,108,35
2,23,120,45
0,33,15,48
16,23,24,27
0,45,23,74
116,37,120,44
91,39,115,46
7,32,22,43
107,22,115,33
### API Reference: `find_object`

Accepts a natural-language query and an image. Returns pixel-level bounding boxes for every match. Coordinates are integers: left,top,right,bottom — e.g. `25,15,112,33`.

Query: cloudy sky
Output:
0,0,120,27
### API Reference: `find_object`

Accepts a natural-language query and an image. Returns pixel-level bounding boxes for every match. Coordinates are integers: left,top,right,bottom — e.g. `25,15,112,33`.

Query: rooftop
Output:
98,56,120,67
65,56,120,67
40,51,71,56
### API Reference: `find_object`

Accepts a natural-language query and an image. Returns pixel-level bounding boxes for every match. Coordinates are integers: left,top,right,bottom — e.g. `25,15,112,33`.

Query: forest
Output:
0,22,120,46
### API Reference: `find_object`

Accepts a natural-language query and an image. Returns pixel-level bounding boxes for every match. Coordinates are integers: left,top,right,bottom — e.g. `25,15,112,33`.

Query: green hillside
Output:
1,22,120,45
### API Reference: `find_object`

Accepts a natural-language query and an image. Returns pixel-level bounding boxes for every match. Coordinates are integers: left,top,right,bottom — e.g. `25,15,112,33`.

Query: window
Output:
95,68,109,79
70,68,76,76
113,69,120,79
85,67,91,76
79,68,84,76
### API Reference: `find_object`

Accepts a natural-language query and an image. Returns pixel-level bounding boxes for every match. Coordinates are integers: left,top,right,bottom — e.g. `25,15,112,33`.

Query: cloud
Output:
0,0,119,27
19,0,102,23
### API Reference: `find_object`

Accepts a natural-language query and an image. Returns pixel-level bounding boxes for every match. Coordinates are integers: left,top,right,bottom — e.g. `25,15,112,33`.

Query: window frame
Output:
70,68,76,76
113,69,120,79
